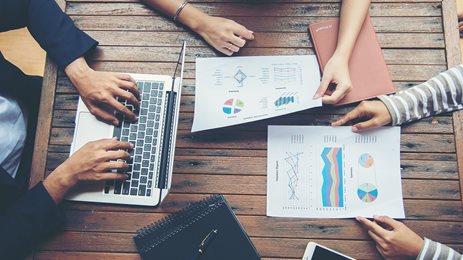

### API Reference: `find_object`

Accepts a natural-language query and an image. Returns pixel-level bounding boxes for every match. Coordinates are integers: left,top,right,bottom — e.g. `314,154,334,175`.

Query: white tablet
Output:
302,242,355,260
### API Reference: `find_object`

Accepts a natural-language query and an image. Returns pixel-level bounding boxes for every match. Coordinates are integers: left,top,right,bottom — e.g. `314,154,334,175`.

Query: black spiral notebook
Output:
134,195,260,260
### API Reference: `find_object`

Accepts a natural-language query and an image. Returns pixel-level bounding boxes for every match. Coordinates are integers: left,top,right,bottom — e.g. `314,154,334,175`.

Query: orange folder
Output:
308,16,395,105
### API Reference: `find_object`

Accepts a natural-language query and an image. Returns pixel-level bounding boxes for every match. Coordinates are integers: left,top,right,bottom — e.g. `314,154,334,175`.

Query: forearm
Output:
26,0,98,68
379,64,463,125
335,0,371,59
416,238,462,260
142,0,208,31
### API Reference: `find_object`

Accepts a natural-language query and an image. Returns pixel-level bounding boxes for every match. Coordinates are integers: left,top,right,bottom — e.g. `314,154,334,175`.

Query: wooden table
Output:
29,0,462,259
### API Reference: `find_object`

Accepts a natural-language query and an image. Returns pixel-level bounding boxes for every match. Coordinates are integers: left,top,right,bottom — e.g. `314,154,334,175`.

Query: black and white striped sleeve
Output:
378,64,463,125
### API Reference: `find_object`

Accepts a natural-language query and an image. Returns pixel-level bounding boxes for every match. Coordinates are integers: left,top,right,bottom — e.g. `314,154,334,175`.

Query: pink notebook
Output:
308,16,395,105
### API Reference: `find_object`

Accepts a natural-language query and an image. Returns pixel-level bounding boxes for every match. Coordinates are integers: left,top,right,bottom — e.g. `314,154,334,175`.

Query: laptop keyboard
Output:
104,81,164,197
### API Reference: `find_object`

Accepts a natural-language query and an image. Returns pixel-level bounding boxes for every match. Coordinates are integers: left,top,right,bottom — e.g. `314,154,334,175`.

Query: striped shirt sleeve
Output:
378,64,463,125
416,238,462,260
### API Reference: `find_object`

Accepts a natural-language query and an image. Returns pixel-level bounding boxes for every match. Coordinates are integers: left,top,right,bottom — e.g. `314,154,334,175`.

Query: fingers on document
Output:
314,75,331,99
356,216,388,239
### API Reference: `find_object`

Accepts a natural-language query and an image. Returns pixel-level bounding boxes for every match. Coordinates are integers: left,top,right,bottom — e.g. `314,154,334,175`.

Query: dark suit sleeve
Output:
0,0,98,69
0,180,65,260
0,52,41,100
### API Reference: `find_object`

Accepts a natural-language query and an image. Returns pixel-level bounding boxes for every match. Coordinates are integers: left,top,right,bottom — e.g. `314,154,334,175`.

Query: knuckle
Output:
111,142,121,150
91,142,101,149
384,234,393,243
220,34,228,41
104,84,114,91
358,101,368,109
101,93,112,102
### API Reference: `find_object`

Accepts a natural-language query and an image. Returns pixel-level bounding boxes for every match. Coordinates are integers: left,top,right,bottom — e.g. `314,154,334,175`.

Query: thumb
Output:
314,74,331,99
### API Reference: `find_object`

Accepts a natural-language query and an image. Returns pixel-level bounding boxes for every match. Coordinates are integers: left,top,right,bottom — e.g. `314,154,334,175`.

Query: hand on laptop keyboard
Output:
65,57,141,126
43,138,134,203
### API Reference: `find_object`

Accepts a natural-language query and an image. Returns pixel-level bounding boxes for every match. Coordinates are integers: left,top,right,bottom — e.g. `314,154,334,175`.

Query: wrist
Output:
64,57,93,88
331,49,349,64
412,237,425,257
43,164,77,203
178,5,209,33
332,48,351,63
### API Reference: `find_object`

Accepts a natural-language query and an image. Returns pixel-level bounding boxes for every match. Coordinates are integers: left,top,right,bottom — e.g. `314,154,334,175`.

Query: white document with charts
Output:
191,55,322,132
267,126,405,218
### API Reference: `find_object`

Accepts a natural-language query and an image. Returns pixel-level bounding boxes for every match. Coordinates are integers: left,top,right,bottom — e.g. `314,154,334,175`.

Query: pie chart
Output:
223,98,244,115
358,153,374,168
357,183,378,203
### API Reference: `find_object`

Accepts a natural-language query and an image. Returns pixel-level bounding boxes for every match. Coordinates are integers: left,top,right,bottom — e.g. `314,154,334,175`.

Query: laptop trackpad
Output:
67,111,114,198
72,111,114,154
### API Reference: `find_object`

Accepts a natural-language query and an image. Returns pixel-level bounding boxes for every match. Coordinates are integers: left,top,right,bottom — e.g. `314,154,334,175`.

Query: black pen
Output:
191,229,219,260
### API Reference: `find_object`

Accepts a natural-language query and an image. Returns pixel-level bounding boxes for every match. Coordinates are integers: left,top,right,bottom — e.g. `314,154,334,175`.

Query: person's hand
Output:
313,53,352,104
43,138,133,203
194,15,254,56
331,100,392,132
65,57,140,126
356,216,424,259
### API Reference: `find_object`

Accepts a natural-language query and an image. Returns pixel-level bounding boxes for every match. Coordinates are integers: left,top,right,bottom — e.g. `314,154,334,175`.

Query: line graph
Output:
274,66,298,85
284,152,303,200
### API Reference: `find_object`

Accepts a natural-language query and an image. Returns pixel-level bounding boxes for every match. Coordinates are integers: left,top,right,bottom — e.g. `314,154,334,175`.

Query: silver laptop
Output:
66,42,186,206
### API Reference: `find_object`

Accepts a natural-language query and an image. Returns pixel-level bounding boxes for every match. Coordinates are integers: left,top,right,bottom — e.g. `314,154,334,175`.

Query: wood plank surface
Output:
30,0,463,259
83,31,446,48
65,3,442,17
